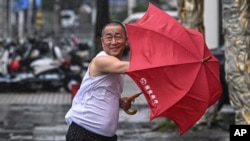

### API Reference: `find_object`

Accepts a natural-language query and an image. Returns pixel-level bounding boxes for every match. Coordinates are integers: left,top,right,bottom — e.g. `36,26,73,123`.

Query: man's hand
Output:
119,97,132,111
120,93,142,115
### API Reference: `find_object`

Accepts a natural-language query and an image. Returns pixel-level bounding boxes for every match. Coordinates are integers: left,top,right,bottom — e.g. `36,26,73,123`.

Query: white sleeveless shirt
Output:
65,51,125,137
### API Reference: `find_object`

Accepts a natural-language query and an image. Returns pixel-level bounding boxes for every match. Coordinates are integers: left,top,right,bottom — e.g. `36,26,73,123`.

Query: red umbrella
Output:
124,3,222,135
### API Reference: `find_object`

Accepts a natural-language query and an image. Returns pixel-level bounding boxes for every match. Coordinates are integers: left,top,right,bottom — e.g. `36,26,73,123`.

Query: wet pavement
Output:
0,76,232,141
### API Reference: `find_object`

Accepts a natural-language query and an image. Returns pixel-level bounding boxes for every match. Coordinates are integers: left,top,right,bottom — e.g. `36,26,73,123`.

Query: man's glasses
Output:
103,36,124,42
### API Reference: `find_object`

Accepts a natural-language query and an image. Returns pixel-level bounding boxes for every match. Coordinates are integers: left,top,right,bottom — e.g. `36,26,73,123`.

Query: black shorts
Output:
66,122,117,141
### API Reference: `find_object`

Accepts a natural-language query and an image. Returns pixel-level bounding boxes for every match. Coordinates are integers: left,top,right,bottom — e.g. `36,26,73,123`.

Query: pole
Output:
8,0,13,38
127,0,136,16
0,1,8,38
54,0,60,36
27,0,33,35
18,11,24,39
204,0,219,49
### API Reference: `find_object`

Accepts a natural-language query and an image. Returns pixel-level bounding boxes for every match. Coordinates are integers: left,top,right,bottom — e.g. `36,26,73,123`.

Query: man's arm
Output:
90,56,129,76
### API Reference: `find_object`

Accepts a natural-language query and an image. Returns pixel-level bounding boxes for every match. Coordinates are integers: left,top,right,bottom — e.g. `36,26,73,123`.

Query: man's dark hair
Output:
101,20,127,37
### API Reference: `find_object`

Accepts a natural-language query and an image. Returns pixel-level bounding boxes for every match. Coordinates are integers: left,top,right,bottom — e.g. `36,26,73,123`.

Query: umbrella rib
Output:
130,61,217,71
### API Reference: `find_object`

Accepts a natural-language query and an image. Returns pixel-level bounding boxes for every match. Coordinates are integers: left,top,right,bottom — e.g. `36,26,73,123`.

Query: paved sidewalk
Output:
0,75,141,105
0,75,231,141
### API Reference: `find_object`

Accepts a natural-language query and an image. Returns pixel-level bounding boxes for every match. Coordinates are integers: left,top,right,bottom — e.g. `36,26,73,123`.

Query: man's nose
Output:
111,37,117,43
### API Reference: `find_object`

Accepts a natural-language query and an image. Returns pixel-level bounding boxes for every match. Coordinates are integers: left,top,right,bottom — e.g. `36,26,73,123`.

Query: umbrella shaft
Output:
127,92,142,102
202,56,211,62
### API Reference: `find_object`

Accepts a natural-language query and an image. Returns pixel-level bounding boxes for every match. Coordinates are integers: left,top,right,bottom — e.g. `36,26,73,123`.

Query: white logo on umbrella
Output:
140,78,159,105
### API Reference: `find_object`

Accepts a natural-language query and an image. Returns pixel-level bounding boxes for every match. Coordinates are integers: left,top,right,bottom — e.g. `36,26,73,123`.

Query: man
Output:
65,21,131,141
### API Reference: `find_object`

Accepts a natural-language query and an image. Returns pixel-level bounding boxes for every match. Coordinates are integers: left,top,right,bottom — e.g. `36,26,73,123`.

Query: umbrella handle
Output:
124,92,142,115
125,108,138,115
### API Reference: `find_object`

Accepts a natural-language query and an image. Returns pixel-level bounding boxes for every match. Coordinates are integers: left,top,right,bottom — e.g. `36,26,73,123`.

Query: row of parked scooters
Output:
0,34,90,92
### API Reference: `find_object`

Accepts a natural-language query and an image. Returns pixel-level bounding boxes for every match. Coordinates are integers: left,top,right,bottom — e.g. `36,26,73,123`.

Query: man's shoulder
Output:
96,51,108,57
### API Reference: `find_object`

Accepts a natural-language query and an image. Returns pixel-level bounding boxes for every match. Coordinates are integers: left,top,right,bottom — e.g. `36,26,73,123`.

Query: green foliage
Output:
156,119,177,132
133,2,149,13
110,8,127,22
42,0,54,11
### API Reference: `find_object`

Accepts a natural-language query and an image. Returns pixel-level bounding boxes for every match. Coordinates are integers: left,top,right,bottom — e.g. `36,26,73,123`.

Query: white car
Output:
123,10,179,23
60,10,78,28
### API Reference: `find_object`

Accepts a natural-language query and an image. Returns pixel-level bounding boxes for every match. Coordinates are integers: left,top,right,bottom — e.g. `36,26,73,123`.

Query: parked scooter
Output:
56,34,91,77
30,44,82,92
0,38,31,91
0,37,82,92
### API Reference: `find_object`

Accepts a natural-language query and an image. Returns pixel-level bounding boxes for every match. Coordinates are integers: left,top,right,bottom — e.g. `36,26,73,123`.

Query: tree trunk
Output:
94,0,110,55
177,0,204,36
222,0,250,124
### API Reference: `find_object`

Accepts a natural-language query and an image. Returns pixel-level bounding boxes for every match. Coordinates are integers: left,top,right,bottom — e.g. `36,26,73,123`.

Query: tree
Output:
222,0,250,125
94,0,110,55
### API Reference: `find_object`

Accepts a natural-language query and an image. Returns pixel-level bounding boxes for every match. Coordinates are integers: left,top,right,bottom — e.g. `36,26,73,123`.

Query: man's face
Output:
101,25,127,58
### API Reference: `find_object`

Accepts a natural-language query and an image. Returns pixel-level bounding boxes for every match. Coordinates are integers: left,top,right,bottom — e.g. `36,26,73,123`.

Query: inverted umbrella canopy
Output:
125,3,222,135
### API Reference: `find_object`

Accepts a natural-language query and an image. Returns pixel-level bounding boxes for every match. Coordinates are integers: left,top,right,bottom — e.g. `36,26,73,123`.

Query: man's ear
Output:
125,39,129,46
100,37,104,46
125,42,130,51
